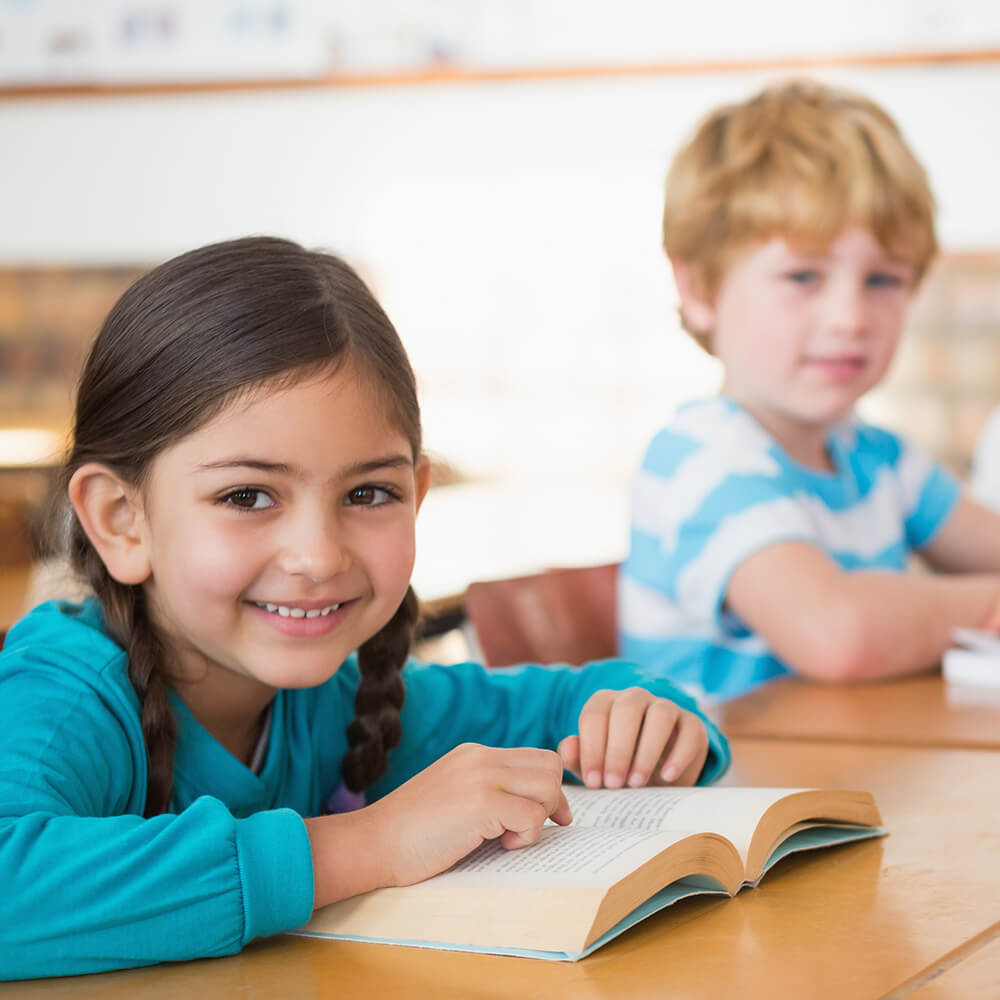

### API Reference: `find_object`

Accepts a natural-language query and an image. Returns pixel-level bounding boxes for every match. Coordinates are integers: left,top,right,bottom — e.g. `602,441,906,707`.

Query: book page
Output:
562,785,805,863
425,824,693,889
563,786,696,829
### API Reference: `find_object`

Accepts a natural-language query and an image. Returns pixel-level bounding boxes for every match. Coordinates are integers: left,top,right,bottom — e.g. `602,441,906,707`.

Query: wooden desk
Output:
711,671,1000,749
908,929,1000,998
5,739,999,999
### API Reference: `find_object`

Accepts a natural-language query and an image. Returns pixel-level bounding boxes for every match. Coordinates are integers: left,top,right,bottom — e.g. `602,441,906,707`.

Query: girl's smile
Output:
128,365,430,737
247,597,354,638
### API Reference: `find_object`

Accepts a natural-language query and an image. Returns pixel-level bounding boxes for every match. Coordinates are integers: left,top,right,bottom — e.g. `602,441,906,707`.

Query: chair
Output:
464,563,619,667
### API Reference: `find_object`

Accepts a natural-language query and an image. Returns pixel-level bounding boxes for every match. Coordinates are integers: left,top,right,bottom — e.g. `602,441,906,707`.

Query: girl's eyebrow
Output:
343,455,414,476
194,454,413,476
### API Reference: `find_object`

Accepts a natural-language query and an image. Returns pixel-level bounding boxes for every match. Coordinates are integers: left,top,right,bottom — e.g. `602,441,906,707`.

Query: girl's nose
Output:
277,510,351,581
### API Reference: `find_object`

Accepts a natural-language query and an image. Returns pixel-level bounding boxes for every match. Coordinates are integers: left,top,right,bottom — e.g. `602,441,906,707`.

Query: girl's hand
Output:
557,688,709,789
363,743,571,888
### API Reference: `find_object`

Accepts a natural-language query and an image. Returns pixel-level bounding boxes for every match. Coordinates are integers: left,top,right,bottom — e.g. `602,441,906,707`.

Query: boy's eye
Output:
867,272,902,289
346,485,395,507
222,488,274,510
785,269,820,285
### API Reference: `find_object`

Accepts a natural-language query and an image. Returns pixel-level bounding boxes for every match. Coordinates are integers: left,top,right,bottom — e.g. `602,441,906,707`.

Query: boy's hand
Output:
982,600,1000,634
557,688,709,788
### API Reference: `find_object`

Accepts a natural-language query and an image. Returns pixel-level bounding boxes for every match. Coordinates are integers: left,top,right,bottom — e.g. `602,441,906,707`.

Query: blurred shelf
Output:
5,46,1000,100
0,566,32,631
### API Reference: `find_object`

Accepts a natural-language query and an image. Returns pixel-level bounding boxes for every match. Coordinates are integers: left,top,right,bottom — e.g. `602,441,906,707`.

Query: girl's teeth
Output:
256,601,341,618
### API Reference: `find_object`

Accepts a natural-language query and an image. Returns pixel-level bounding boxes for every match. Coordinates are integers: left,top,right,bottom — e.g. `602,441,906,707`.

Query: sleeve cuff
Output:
908,466,961,548
235,808,314,943
696,725,732,785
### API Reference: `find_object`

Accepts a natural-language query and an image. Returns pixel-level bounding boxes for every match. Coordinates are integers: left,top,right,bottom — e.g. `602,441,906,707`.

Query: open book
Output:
944,627,1000,687
294,784,883,961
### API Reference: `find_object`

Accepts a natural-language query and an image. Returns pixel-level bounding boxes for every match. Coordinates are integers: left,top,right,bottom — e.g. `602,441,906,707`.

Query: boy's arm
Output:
917,495,1000,573
726,540,1000,681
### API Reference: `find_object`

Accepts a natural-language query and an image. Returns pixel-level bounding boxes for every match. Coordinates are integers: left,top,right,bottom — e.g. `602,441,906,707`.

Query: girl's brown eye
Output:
349,487,376,505
346,485,394,507
225,488,270,510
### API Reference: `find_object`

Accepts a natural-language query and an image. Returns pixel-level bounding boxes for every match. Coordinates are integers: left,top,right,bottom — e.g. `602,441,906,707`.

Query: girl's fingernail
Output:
661,765,678,782
585,771,602,788
628,771,645,787
604,773,623,788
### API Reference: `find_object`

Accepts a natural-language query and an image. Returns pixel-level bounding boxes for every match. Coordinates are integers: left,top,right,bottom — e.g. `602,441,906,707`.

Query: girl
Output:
0,237,728,980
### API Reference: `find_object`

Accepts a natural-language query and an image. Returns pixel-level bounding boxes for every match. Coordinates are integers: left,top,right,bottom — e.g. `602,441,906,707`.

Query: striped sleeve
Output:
624,426,819,631
894,434,961,548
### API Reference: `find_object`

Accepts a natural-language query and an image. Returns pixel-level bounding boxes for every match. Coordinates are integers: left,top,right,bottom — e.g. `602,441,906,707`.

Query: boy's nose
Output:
827,282,868,337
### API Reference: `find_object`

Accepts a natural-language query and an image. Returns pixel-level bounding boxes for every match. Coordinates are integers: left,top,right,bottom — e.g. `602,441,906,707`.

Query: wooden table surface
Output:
710,670,1000,750
5,738,999,1000
908,929,1000,998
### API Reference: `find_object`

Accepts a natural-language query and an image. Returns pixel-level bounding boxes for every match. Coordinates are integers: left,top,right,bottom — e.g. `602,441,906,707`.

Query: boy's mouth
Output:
252,601,342,619
803,355,866,379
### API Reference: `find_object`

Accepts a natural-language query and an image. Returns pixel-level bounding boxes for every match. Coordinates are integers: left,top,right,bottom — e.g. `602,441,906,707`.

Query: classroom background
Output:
2,0,1000,623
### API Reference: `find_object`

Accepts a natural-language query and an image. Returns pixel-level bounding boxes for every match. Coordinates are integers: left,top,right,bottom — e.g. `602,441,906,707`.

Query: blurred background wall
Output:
2,0,1000,606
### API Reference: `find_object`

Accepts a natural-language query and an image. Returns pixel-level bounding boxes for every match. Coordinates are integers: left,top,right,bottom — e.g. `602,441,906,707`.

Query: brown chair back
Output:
464,563,619,667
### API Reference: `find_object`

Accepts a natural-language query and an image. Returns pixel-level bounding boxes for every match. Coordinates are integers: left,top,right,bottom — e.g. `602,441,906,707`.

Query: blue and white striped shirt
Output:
618,397,960,700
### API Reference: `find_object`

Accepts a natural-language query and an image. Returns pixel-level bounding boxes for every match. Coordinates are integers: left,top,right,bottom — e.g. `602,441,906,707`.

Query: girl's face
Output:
135,366,428,703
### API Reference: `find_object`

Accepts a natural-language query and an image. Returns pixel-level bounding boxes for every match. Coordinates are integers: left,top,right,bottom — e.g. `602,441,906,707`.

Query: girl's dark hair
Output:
61,236,422,816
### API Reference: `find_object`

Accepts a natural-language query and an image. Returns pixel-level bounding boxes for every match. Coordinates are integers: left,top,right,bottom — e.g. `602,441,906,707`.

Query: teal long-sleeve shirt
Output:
0,598,729,980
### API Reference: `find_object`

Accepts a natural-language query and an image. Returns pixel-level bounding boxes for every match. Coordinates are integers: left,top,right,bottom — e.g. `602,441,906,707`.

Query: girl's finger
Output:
601,688,651,788
577,690,615,788
626,699,681,787
549,787,573,826
497,787,572,850
557,734,582,780
495,794,550,850
659,712,709,785
495,763,572,823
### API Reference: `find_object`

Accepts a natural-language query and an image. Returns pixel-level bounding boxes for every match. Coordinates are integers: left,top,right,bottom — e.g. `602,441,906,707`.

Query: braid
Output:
55,237,426,812
69,519,176,818
341,586,418,793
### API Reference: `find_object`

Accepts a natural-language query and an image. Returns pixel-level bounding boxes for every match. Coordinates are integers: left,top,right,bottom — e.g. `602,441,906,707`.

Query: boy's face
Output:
680,226,915,445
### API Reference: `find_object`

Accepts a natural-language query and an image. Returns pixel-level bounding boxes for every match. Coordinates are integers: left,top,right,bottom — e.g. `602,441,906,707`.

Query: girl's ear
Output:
414,455,432,512
67,463,152,585
670,258,716,336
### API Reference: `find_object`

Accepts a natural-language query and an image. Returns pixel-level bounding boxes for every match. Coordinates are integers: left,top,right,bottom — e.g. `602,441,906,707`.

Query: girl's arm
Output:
725,540,1000,681
305,743,572,904
372,657,730,797
304,657,728,905
0,665,313,981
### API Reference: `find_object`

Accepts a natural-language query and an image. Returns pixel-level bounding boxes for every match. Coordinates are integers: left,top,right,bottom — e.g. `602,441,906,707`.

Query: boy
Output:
619,79,1000,699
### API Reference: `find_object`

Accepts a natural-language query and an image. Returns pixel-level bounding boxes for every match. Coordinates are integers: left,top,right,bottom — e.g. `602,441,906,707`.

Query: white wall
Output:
3,62,1000,590
4,64,999,261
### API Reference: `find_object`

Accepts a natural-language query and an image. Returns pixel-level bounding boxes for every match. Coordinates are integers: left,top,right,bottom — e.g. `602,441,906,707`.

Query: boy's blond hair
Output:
664,79,937,346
